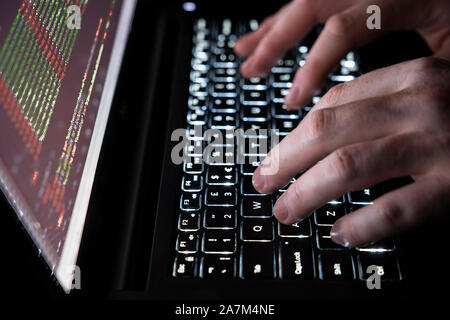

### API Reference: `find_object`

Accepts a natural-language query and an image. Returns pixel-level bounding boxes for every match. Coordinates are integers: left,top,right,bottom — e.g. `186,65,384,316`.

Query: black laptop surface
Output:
0,0,449,301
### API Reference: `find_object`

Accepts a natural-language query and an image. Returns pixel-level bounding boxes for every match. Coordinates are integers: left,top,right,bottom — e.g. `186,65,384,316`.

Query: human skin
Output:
234,0,450,247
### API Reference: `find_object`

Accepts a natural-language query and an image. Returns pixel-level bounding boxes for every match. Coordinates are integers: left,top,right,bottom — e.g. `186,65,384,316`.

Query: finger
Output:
312,60,413,111
330,174,450,247
272,131,447,225
240,0,318,78
285,0,397,109
234,14,278,57
253,91,412,194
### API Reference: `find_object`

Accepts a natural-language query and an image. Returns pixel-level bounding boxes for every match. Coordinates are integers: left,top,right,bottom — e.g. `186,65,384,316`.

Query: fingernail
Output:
274,197,288,222
252,169,265,193
330,230,350,248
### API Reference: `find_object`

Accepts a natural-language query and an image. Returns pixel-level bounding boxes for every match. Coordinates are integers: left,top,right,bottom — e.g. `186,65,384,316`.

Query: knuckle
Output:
331,147,358,181
322,83,345,106
307,108,334,139
414,57,441,73
409,84,449,118
325,13,355,38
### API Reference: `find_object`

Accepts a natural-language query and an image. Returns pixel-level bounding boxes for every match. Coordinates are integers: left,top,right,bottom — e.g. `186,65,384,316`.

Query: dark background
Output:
1,0,448,301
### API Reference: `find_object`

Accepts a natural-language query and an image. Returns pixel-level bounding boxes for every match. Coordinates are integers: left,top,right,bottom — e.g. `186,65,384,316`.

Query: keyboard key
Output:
205,186,237,205
183,156,204,173
272,102,301,119
358,252,400,281
240,244,275,279
328,195,345,204
242,121,270,135
202,230,236,254
191,69,209,82
210,113,238,129
207,165,237,185
275,54,296,69
178,211,201,231
188,95,207,110
205,147,235,165
273,118,299,134
180,192,201,211
214,67,238,80
319,252,355,280
201,255,235,278
212,81,238,97
186,125,204,140
182,174,203,192
211,97,237,112
173,255,197,278
314,204,346,226
316,226,347,250
241,196,273,217
242,137,269,155
272,87,290,102
204,207,237,229
189,80,208,96
241,175,264,195
272,72,294,87
193,41,209,55
278,220,311,238
348,187,381,204
176,232,199,253
241,218,274,242
192,51,209,64
357,238,395,252
241,105,269,120
241,76,267,89
243,19,260,33
185,140,204,156
191,59,209,72
241,155,264,175
279,239,315,279
204,129,236,145
214,52,237,67
187,109,208,125
241,90,268,105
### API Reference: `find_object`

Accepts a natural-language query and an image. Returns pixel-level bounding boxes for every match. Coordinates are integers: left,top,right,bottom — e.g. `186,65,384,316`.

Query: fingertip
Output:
252,169,266,193
273,196,288,222
284,85,303,110
240,57,269,79
234,38,248,57
330,219,349,246
239,59,253,78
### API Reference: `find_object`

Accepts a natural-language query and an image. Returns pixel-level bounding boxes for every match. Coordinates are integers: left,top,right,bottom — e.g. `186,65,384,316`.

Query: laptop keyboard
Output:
172,19,401,282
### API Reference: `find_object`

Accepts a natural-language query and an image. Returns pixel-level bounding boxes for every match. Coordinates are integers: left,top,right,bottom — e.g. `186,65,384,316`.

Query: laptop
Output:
0,0,449,300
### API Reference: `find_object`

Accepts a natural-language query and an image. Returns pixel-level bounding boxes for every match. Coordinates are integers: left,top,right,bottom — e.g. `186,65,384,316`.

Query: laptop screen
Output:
0,0,136,292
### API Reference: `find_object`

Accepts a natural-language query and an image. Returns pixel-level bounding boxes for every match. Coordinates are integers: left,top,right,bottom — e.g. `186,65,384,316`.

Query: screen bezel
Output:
55,0,137,293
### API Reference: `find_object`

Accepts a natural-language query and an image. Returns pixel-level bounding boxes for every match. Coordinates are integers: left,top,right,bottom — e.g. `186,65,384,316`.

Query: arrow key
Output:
201,255,235,278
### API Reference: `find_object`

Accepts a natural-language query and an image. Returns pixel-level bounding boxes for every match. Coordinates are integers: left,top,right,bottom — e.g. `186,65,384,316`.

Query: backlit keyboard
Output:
172,19,401,282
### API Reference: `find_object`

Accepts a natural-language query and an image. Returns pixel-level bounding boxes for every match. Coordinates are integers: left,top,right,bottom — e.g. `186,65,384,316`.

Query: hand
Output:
234,0,450,108
252,57,450,247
